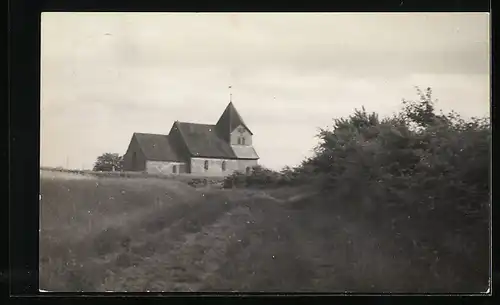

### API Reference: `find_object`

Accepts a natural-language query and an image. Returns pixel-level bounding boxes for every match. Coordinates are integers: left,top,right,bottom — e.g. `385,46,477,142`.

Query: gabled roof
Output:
133,133,183,162
215,102,253,137
129,102,259,162
230,145,260,160
173,122,238,159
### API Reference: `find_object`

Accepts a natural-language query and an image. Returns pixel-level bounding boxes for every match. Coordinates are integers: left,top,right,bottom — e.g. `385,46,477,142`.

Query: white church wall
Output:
190,158,239,177
145,161,187,175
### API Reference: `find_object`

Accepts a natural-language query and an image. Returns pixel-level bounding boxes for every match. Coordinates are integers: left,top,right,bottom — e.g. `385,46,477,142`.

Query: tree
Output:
400,86,443,129
93,153,124,172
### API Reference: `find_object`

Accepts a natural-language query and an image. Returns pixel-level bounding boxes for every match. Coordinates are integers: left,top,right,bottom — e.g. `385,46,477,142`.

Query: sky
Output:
40,12,490,171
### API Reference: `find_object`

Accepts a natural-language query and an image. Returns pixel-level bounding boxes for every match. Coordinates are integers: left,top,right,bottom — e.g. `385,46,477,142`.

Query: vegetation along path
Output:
40,170,482,293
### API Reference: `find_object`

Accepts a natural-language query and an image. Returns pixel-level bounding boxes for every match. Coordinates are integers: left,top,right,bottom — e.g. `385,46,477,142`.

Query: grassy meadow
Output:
40,169,487,293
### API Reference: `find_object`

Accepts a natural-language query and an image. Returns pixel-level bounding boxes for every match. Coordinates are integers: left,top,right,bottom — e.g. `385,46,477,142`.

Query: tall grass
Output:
39,171,306,292
39,172,204,291
40,167,224,183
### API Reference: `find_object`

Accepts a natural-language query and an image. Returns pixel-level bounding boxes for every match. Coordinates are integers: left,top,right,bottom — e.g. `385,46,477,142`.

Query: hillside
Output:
39,169,485,292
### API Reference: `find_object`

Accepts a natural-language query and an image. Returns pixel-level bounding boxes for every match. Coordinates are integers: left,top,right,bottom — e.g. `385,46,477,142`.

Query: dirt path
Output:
41,180,477,293
93,191,415,292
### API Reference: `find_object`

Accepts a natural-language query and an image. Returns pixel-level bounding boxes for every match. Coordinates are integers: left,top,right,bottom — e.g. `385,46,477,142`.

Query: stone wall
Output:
190,157,259,176
236,159,259,173
190,158,240,177
145,161,187,175
123,137,147,171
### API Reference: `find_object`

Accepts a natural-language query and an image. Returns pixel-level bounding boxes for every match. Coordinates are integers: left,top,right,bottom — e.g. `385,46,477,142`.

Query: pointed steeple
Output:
215,102,253,142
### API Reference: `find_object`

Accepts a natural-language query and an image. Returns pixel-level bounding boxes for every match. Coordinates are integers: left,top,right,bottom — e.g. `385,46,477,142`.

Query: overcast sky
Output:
40,12,490,170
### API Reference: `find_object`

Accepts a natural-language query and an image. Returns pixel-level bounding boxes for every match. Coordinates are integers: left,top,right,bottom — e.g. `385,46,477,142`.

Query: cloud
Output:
42,13,489,74
40,13,490,170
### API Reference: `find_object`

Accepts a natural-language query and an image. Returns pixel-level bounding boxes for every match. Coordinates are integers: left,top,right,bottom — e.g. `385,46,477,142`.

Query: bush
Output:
304,87,490,284
93,153,124,172
223,88,490,244
223,87,490,285
223,165,295,189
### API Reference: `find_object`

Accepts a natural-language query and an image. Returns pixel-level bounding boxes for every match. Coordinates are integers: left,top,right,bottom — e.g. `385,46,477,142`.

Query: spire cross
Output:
229,85,232,102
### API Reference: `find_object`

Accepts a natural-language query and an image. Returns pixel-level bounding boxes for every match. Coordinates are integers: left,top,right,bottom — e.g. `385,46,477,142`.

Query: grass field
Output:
39,169,488,293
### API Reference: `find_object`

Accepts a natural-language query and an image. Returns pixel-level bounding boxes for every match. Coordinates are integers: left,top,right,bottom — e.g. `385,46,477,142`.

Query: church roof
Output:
231,145,260,160
129,102,259,162
215,102,253,138
173,122,238,159
133,133,183,162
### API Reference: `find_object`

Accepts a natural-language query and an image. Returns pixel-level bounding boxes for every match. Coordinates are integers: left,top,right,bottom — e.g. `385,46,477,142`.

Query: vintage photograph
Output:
39,12,490,292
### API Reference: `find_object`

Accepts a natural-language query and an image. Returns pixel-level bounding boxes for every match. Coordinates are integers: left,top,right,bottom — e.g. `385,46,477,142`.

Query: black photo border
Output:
6,0,494,303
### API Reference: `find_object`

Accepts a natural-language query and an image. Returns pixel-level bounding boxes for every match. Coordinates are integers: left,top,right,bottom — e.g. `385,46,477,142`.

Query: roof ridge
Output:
177,121,215,126
134,132,168,136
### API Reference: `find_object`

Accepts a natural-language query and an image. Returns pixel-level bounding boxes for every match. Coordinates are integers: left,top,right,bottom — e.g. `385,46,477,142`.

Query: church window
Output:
222,161,226,171
172,165,177,174
237,137,241,145
204,160,209,170
241,137,246,145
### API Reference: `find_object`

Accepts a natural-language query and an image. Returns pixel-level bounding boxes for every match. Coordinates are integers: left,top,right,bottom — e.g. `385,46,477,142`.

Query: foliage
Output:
306,87,490,280
226,87,490,283
311,87,489,217
93,153,124,172
223,165,305,189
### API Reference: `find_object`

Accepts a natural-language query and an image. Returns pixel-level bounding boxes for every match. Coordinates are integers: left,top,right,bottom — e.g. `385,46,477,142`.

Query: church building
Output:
122,102,259,176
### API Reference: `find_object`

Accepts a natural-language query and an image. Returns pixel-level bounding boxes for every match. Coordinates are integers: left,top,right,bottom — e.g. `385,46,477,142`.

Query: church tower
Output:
215,102,253,145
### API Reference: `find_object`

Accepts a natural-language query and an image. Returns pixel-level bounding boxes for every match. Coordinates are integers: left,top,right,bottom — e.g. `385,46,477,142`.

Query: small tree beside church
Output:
93,153,124,172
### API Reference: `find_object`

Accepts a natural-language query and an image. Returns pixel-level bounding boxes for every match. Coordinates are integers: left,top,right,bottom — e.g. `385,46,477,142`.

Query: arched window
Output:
172,165,177,174
204,160,209,170
222,161,226,171
237,137,241,145
246,167,251,175
241,137,246,145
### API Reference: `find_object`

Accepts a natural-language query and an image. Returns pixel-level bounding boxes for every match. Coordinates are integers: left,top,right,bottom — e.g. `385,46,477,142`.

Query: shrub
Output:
224,87,490,245
93,153,124,172
223,87,490,286
305,87,490,281
223,165,292,189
